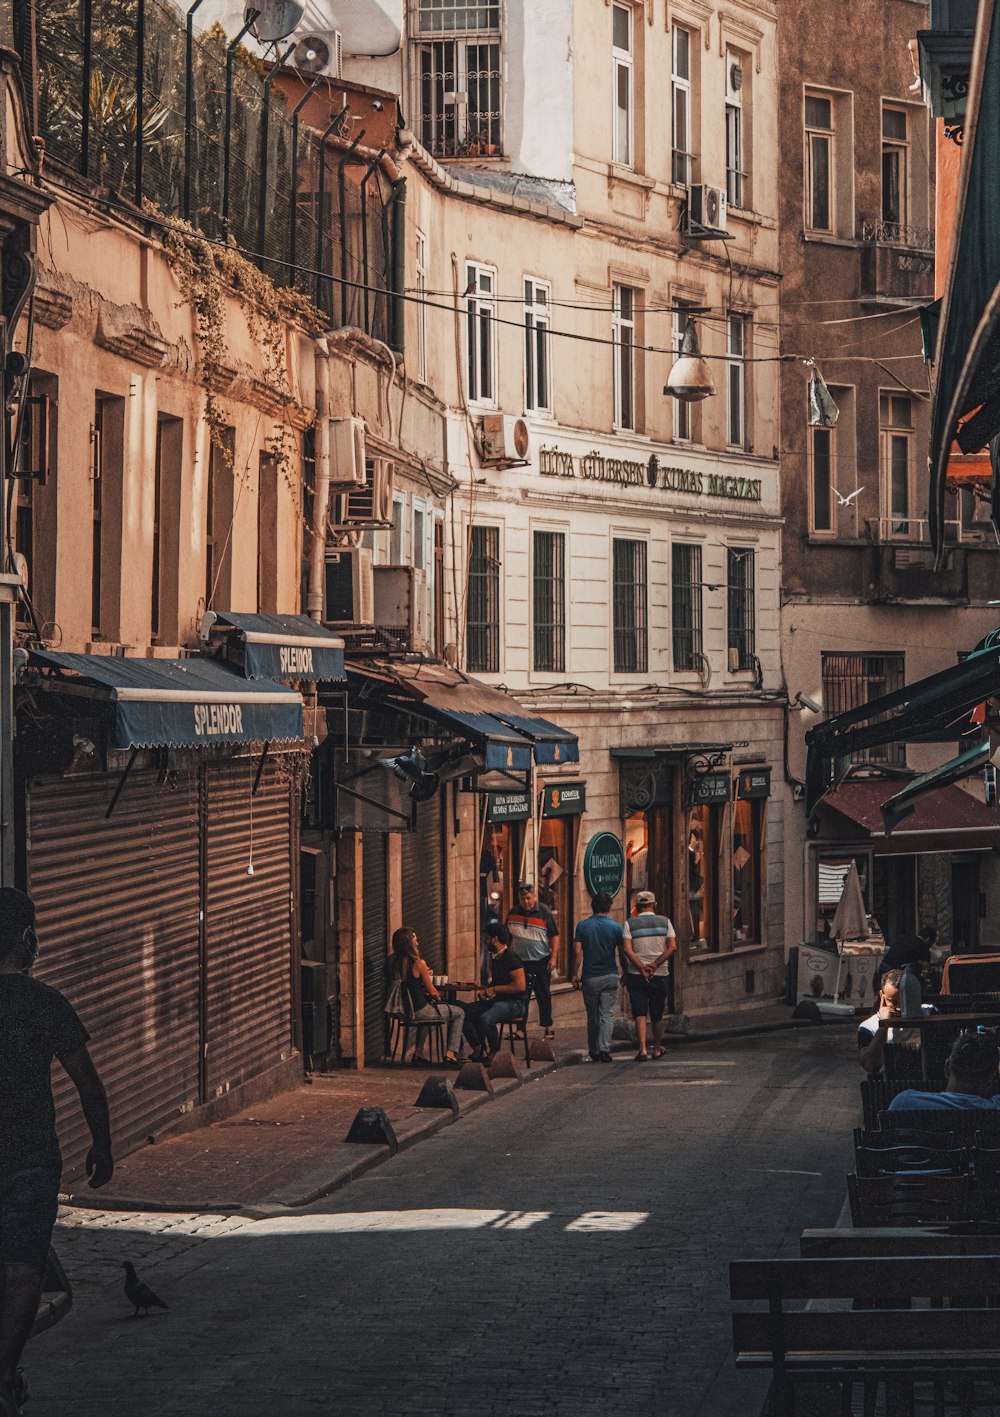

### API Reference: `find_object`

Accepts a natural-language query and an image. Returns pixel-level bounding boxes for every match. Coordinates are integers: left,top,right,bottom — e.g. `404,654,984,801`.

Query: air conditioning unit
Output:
324,546,374,626
339,457,394,526
373,565,429,653
685,183,729,235
478,413,530,465
292,29,343,78
329,416,366,487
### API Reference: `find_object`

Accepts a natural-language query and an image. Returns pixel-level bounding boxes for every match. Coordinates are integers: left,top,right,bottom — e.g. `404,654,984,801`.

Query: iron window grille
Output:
821,652,906,766
613,538,648,674
416,3,501,159
671,542,703,671
533,530,566,673
468,524,501,673
726,547,755,671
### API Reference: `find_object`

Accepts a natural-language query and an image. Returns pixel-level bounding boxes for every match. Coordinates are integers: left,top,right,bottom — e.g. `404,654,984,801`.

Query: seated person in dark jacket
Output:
461,921,526,1060
889,1030,1000,1111
874,926,937,990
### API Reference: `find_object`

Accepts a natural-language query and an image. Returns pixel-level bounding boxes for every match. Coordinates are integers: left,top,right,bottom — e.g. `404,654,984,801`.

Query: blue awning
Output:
493,713,579,765
202,611,346,683
29,651,304,749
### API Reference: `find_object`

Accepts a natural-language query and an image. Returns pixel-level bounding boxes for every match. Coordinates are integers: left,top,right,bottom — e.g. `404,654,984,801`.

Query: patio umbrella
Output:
831,861,869,942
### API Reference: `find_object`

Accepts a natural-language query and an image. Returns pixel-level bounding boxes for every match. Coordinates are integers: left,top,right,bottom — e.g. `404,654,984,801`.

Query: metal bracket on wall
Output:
105,746,138,818
252,740,270,796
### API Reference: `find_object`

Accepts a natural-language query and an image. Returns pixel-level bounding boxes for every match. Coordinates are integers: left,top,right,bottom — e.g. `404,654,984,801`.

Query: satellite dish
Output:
247,0,305,44
293,33,332,72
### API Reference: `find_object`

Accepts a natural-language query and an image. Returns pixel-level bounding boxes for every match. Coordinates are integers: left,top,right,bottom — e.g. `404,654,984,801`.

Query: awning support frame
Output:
105,747,138,819
252,740,271,797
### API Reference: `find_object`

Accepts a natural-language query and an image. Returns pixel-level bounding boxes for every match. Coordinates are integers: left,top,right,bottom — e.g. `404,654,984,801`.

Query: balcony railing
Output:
868,517,967,542
862,218,935,252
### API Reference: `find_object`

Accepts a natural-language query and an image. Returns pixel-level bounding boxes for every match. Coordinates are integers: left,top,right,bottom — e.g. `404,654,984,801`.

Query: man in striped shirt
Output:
506,882,560,1040
623,890,676,1061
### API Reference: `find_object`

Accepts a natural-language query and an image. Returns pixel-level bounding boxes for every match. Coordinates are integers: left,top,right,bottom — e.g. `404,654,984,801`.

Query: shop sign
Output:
487,789,532,822
539,445,762,503
692,772,731,806
738,767,771,800
542,782,586,817
583,832,625,898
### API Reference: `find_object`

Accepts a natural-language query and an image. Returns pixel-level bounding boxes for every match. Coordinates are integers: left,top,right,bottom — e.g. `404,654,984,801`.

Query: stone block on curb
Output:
487,1051,520,1080
455,1062,494,1094
345,1106,398,1153
528,1038,555,1063
413,1077,461,1114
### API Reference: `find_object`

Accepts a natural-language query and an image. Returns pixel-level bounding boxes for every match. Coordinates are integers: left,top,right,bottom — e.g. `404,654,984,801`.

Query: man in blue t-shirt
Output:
572,893,624,1063
889,1030,1000,1112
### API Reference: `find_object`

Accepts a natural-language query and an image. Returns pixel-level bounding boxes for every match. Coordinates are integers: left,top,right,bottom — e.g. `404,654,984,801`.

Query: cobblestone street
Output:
32,1029,857,1417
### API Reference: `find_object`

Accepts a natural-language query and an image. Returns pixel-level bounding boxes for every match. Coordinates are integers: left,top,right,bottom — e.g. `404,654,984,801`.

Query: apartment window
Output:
524,277,552,413
257,452,279,614
671,542,703,671
810,425,836,535
613,285,636,431
672,306,694,441
821,652,906,766
390,492,406,564
533,530,566,673
612,537,648,675
151,415,183,642
415,230,428,383
466,262,496,404
725,49,746,208
412,499,427,571
91,400,104,636
726,313,748,448
416,2,501,159
206,428,235,609
467,523,500,673
612,4,633,167
672,25,694,186
804,92,834,233
726,547,755,671
882,105,909,228
879,393,914,537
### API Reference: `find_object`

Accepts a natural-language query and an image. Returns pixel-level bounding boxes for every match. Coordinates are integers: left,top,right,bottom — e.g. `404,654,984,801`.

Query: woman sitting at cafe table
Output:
888,1030,1000,1112
389,926,466,1068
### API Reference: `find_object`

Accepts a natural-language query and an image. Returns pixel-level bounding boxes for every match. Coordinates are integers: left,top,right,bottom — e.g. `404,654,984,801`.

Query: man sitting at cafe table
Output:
461,920,526,1061
857,967,936,1076
888,1030,1000,1112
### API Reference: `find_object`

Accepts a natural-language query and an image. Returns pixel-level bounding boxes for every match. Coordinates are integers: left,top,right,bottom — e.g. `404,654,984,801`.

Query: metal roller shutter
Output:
401,791,445,974
362,832,388,1065
27,770,202,1177
203,757,298,1097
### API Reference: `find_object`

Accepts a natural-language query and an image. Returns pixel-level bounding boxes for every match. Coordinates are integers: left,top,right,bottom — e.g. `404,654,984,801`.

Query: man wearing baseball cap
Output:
623,890,676,1060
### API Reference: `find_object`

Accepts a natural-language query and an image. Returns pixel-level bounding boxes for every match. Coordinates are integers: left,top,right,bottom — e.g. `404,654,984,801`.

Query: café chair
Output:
854,1126,957,1152
384,1008,448,1068
848,1172,972,1227
854,1144,968,1178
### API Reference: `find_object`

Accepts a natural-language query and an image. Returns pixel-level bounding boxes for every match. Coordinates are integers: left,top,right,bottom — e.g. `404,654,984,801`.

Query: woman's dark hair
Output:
592,892,613,914
917,925,938,945
485,918,510,946
390,926,420,978
949,1030,1000,1081
0,888,34,957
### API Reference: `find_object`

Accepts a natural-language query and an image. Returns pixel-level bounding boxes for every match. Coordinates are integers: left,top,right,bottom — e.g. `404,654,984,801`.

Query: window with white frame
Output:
533,529,566,673
804,91,835,233
415,229,428,384
672,25,694,186
725,49,746,208
882,105,909,230
613,284,637,431
810,424,836,536
612,4,633,167
726,547,755,672
879,392,914,538
726,313,748,448
524,277,552,413
412,499,428,571
672,304,695,441
612,537,648,674
415,1,502,159
671,542,703,671
390,492,406,564
466,262,497,404
467,523,501,673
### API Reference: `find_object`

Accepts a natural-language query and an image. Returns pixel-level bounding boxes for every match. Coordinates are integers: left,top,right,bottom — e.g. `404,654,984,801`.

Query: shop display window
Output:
538,815,574,976
687,805,720,950
732,798,763,945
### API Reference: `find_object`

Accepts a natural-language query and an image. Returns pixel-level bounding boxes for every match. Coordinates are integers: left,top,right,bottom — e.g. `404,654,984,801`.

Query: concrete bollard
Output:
528,1038,555,1063
487,1050,520,1080
345,1106,399,1154
455,1062,494,1094
414,1077,461,1114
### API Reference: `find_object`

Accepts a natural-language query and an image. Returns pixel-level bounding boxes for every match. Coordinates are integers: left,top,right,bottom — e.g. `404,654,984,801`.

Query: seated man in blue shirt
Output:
889,1031,1000,1112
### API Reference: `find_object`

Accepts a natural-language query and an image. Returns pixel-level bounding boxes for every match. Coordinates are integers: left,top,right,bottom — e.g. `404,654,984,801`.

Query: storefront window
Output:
732,798,762,944
687,805,720,950
625,806,675,919
480,820,521,960
538,815,574,976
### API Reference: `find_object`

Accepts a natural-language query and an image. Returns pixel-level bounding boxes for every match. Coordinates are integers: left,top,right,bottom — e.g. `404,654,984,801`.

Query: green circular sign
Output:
583,832,625,898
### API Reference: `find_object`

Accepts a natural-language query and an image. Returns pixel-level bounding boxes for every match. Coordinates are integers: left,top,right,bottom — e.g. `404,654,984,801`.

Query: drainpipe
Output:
386,177,407,355
307,337,331,622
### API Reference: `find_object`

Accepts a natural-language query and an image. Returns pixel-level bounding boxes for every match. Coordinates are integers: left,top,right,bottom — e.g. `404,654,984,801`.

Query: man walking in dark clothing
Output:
0,888,113,1416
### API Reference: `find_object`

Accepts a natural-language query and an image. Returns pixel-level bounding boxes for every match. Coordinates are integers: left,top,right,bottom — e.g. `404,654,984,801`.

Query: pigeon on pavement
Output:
122,1261,168,1317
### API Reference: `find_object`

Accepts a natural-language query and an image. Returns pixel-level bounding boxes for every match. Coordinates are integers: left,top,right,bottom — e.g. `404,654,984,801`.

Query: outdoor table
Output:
801,1224,1000,1257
